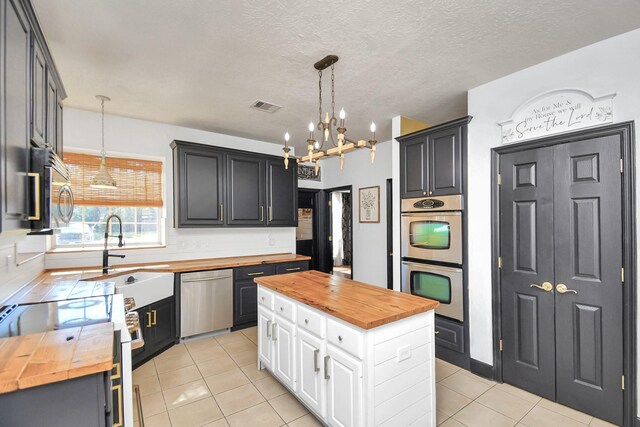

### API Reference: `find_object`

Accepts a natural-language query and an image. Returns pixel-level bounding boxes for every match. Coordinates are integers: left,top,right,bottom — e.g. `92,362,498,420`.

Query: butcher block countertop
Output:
0,322,114,394
254,270,439,329
7,253,310,305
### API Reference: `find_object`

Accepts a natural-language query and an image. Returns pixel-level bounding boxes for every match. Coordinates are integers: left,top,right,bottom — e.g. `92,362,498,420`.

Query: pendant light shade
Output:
90,95,117,189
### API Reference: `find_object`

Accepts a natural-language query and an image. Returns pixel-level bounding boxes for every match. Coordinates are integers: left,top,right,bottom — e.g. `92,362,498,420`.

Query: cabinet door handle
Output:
152,310,157,326
260,206,264,222
28,173,41,220
324,355,330,380
112,383,123,427
266,320,271,337
220,204,224,222
313,349,320,372
146,312,152,328
269,206,273,222
272,323,277,341
111,362,121,380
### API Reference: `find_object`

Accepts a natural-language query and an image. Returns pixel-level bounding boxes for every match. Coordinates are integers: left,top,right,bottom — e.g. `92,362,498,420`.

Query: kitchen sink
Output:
110,271,174,309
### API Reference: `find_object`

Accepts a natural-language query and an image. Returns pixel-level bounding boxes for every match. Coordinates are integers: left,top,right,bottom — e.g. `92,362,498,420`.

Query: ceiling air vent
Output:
250,100,282,113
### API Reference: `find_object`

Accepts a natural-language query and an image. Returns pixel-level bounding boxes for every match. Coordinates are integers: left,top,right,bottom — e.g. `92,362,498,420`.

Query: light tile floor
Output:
133,327,618,427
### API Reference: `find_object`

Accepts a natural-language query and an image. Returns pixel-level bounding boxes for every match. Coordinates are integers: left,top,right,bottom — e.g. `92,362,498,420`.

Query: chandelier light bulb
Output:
339,108,346,120
284,132,290,142
314,140,320,149
308,122,315,132
370,122,376,133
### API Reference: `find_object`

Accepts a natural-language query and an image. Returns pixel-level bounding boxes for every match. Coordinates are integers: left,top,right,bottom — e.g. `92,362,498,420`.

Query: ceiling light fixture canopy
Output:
90,95,117,189
283,55,377,174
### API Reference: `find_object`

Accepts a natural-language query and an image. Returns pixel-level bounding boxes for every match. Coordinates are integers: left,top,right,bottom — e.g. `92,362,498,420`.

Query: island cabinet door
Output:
274,315,296,391
258,306,274,369
297,329,325,417
326,345,362,427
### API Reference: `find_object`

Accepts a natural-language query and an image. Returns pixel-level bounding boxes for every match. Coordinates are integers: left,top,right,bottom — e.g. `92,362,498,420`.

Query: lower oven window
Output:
410,271,451,304
409,221,450,249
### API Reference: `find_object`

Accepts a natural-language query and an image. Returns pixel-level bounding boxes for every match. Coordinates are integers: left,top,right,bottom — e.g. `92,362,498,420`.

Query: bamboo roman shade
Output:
64,152,163,207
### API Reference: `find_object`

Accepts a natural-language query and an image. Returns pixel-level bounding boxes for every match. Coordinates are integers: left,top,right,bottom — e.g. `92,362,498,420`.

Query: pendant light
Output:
90,95,117,189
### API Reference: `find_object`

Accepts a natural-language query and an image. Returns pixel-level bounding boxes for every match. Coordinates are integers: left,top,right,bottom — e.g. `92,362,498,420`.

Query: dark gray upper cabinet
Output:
172,142,225,227
1,0,31,233
429,125,462,196
398,116,470,198
171,141,297,228
30,35,46,146
1,0,66,234
266,158,297,226
226,152,265,226
400,136,428,198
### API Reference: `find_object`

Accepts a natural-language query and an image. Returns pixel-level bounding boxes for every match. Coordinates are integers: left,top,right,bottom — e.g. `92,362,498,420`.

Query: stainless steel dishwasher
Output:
180,269,233,338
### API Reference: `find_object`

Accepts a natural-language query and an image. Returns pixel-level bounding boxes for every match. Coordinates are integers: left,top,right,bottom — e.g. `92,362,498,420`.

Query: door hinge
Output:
621,158,624,174
498,257,502,269
328,235,332,242
328,200,332,207
621,267,625,283
499,339,503,352
622,375,625,390
497,174,502,186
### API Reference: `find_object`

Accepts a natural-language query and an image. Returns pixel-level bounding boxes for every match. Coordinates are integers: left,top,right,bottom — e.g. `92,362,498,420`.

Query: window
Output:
55,152,164,249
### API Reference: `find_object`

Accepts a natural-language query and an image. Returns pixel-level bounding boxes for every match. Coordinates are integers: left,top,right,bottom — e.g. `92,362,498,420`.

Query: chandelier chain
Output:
330,64,335,119
318,69,323,125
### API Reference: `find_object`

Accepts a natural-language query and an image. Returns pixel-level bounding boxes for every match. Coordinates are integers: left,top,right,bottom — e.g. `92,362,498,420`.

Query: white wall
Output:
46,109,296,269
300,141,392,287
0,234,46,302
467,27,640,392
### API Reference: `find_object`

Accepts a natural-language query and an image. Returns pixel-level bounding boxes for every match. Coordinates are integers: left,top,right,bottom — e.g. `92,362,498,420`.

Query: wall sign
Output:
499,89,616,144
298,164,321,181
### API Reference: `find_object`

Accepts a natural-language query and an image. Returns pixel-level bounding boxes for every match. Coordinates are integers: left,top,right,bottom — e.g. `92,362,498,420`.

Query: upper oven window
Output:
409,220,450,250
410,271,451,303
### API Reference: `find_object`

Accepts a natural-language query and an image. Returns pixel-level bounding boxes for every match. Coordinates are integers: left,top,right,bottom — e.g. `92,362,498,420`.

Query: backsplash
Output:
45,227,295,269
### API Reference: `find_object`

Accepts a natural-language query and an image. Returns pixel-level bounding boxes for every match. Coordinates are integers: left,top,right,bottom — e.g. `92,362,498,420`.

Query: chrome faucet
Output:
102,214,125,274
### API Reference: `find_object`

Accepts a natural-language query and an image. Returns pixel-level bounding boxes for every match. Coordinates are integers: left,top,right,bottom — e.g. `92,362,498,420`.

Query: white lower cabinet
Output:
297,329,326,417
257,285,435,427
326,344,363,427
258,306,274,369
274,314,296,391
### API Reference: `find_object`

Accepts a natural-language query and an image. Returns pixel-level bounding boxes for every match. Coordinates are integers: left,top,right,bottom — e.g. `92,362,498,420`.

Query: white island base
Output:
256,284,436,427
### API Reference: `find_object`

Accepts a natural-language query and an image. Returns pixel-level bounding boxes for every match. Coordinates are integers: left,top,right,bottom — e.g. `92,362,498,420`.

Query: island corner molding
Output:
498,88,616,144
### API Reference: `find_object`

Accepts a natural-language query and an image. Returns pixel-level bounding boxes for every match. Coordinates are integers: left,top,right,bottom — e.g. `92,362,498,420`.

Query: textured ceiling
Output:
32,0,640,152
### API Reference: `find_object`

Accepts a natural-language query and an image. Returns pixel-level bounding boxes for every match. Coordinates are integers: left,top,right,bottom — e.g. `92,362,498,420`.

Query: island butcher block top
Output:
254,270,439,329
0,322,114,394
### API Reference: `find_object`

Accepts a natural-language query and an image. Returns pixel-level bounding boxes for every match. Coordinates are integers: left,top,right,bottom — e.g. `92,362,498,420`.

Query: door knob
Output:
530,282,553,292
556,283,577,294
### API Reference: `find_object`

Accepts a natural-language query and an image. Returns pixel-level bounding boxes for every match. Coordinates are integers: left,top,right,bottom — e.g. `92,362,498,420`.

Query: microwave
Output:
30,147,74,231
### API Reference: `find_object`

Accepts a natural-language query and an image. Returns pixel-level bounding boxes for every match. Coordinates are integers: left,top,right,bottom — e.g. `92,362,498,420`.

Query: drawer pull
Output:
305,319,309,325
313,349,320,372
435,330,440,335
248,272,264,276
280,307,284,312
266,320,272,337
261,296,265,301
324,355,330,379
111,362,121,380
338,335,343,342
286,267,301,272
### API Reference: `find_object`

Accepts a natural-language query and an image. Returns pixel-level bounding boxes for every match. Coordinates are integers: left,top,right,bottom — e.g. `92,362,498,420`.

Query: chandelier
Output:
283,55,377,175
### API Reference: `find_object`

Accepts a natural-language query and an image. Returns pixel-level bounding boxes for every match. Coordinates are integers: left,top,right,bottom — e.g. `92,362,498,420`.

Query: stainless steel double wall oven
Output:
401,195,464,321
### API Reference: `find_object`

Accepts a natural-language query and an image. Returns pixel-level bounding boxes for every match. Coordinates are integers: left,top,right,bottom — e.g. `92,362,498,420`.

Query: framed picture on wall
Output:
359,186,380,223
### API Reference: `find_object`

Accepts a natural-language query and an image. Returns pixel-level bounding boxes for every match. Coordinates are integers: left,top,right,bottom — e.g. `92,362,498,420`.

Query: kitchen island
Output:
255,270,439,427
